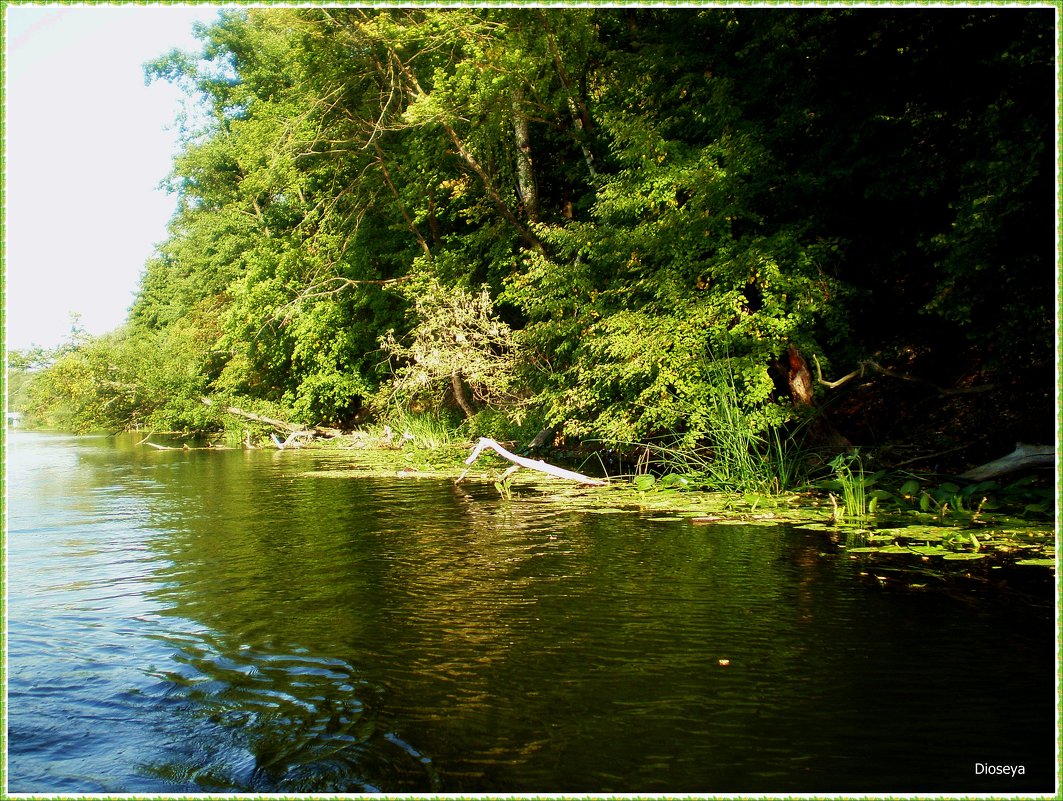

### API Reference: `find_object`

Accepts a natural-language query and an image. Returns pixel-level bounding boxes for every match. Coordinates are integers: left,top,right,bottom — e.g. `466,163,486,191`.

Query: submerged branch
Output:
200,397,342,439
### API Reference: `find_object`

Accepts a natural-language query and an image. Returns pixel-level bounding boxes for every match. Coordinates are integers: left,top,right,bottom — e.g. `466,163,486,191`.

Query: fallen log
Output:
200,397,343,439
959,442,1055,481
141,440,227,451
202,397,301,433
458,437,607,486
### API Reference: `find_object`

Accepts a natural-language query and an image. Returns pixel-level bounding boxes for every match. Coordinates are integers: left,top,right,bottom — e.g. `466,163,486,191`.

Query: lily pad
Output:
1015,558,1056,568
301,468,374,478
892,526,950,542
906,545,948,556
941,552,987,561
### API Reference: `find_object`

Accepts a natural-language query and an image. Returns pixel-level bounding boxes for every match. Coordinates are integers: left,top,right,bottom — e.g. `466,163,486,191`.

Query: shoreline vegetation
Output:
7,9,1056,579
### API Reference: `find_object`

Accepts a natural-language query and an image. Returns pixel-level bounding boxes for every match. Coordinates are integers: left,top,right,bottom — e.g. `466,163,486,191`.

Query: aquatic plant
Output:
494,477,514,500
381,410,464,451
605,360,806,496
827,451,871,524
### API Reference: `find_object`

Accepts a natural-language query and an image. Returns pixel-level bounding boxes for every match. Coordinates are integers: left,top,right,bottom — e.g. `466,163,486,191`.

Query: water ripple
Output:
7,433,1056,794
140,632,440,792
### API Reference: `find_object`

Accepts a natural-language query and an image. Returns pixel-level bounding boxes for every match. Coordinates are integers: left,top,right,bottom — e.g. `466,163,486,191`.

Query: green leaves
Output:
379,277,527,419
32,7,1048,468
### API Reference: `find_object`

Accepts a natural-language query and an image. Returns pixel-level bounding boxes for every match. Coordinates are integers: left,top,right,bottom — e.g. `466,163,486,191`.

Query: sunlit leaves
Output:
51,6,1047,457
380,277,527,416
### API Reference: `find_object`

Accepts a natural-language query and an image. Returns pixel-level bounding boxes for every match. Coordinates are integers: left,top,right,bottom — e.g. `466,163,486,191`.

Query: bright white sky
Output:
5,4,223,351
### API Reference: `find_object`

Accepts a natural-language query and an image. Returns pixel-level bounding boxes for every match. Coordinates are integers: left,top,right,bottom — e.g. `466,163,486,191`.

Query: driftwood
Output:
143,441,179,450
270,431,316,450
141,440,225,451
959,442,1055,481
457,437,606,486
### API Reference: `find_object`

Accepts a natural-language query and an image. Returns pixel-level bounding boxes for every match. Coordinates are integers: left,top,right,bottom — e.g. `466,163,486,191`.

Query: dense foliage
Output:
18,8,1055,476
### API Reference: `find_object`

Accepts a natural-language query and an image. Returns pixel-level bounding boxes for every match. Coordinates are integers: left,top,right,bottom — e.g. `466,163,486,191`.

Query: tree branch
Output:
372,142,433,258
385,47,547,255
458,437,606,485
813,354,995,396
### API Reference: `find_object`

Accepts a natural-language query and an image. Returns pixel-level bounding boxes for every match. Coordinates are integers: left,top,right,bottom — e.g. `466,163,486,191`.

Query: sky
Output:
4,4,223,351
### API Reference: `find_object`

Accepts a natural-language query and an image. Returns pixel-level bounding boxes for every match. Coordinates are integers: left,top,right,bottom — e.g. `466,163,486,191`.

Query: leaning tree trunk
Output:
450,372,477,419
539,12,598,179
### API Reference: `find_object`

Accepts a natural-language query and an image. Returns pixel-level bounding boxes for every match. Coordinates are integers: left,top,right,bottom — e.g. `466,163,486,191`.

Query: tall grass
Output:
828,451,868,522
380,410,464,450
623,372,805,495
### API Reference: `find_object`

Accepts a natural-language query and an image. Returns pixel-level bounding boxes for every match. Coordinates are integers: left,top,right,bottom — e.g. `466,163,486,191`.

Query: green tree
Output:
30,7,1046,472
379,276,527,420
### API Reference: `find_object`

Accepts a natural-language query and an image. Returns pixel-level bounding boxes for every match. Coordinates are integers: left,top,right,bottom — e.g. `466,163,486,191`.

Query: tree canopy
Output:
19,8,1056,474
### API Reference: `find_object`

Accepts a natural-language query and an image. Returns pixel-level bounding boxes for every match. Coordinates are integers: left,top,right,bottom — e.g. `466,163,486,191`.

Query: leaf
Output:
1015,558,1055,568
899,479,921,496
660,473,691,489
864,470,888,487
633,474,656,492
961,480,998,498
907,545,948,556
942,552,987,561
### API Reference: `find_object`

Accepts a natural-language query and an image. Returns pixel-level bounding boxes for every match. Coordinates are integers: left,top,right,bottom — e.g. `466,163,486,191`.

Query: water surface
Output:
6,431,1056,793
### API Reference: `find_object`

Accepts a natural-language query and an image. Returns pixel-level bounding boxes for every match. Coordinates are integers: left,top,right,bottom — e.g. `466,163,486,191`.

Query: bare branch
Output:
813,353,864,389
814,354,996,396
458,437,607,486
372,142,433,258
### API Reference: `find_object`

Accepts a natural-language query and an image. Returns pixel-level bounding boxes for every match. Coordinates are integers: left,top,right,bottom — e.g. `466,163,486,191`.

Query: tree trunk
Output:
387,49,547,255
450,372,477,419
512,89,539,222
785,346,851,450
787,346,816,409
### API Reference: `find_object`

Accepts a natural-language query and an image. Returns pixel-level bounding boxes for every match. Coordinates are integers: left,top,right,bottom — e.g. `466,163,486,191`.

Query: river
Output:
5,431,1056,794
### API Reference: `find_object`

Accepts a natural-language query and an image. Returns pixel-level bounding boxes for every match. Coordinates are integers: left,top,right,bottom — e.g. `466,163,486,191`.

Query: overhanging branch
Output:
813,354,995,396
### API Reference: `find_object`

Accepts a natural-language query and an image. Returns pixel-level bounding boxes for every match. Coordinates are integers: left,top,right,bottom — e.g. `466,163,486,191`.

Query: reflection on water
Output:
6,431,1056,793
